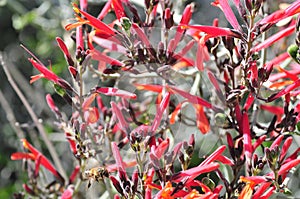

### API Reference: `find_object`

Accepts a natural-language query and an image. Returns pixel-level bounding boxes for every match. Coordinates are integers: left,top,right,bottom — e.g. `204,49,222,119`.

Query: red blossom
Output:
239,176,268,199
111,101,129,132
11,139,63,181
91,49,125,67
95,87,136,99
167,85,213,109
268,78,300,102
171,162,220,183
211,0,240,31
278,158,300,176
194,104,210,134
258,0,300,26
28,58,59,84
240,112,253,167
251,24,295,53
61,185,74,199
112,0,126,20
56,37,74,66
70,3,116,35
171,3,194,52
183,25,242,38
150,92,170,133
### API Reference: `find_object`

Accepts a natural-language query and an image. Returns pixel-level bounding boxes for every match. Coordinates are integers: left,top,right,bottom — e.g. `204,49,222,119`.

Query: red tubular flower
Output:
28,58,59,84
252,135,267,151
134,83,164,93
111,102,129,132
56,37,74,66
252,182,273,199
171,3,194,52
244,93,255,111
112,0,126,20
279,137,293,163
46,94,62,118
211,0,240,31
278,158,300,176
194,104,210,134
91,49,125,67
260,104,284,120
258,0,300,26
170,101,187,124
151,92,170,133
171,162,220,183
69,3,116,35
69,165,80,184
167,85,212,109
240,113,253,167
61,185,74,199
184,25,242,38
132,23,153,50
267,78,300,102
151,138,169,159
239,176,268,199
207,70,225,102
270,134,284,149
29,58,73,91
11,139,63,181
200,145,226,166
111,143,134,186
251,25,295,53
95,87,136,99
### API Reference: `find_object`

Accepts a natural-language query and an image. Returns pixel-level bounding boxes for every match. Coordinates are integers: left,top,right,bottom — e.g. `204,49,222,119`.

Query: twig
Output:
0,52,67,181
0,89,25,140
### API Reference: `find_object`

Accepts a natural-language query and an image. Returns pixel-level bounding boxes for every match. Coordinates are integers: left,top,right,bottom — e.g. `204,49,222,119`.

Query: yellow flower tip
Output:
72,3,80,14
21,139,29,149
179,24,188,30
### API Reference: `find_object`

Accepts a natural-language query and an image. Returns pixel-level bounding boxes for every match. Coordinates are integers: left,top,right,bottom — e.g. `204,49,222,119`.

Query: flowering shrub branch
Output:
6,0,300,198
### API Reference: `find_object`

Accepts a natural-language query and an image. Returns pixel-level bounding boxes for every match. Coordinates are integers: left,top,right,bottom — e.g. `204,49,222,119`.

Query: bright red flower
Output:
95,87,136,99
11,139,63,181
258,0,300,26
251,24,295,53
28,58,59,84
211,0,240,31
239,176,268,199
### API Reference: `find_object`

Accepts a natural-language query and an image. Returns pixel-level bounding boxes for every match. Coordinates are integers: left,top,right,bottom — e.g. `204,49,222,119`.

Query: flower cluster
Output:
10,0,300,198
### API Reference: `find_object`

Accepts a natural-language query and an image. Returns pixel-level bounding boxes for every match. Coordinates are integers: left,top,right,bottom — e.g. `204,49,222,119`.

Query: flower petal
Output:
258,0,300,25
21,139,63,181
211,0,240,30
151,92,170,133
95,87,136,99
11,152,35,160
72,3,116,35
111,101,130,132
91,49,125,67
251,25,295,53
28,58,59,83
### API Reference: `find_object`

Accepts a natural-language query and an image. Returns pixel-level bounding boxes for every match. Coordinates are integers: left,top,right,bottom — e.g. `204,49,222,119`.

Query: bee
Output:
84,166,109,188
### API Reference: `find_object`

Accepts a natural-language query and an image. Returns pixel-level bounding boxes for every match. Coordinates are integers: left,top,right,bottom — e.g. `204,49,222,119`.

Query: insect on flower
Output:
84,166,109,188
